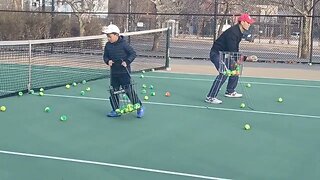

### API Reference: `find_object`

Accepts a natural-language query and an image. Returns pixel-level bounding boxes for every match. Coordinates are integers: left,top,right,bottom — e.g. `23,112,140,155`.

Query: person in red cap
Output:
205,13,256,104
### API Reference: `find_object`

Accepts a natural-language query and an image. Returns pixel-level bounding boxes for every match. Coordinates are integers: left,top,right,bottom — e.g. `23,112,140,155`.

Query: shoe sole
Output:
205,100,222,104
224,95,242,98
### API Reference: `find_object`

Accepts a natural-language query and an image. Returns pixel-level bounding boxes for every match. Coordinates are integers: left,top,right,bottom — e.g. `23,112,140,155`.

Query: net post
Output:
27,41,32,92
165,27,171,69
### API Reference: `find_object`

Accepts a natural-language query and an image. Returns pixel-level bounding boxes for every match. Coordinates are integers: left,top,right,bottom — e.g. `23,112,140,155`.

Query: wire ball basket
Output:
218,51,245,76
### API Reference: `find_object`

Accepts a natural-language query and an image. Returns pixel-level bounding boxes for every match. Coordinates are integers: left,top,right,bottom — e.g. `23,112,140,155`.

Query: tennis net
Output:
0,28,170,98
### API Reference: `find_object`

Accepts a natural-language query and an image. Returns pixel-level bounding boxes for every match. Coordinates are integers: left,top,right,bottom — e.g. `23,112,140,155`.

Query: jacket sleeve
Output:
103,44,110,65
123,42,137,64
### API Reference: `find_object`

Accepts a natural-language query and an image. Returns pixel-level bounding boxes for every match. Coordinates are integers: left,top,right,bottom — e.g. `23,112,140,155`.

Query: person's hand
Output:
108,60,114,66
246,55,258,62
121,61,127,67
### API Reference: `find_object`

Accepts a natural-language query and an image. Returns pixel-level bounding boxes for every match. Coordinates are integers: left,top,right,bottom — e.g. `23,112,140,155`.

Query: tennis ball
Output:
133,103,141,110
278,97,283,102
165,91,171,97
240,103,246,108
151,68,155,72
86,87,91,91
142,70,145,73
142,84,147,88
44,107,51,112
82,80,87,84
140,74,144,78
72,82,77,86
0,106,6,112
244,124,251,130
151,92,156,96
149,85,154,89
66,84,71,89
40,88,45,92
246,83,251,88
115,109,121,114
144,96,149,100
18,92,23,96
39,92,44,96
141,89,147,94
60,115,67,121
80,91,85,96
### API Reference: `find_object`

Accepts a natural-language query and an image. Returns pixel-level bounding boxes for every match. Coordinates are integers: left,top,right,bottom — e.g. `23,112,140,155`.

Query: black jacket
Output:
210,24,243,55
103,36,137,76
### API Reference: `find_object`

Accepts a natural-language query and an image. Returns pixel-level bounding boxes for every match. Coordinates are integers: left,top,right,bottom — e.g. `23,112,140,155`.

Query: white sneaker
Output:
205,97,222,104
224,92,243,98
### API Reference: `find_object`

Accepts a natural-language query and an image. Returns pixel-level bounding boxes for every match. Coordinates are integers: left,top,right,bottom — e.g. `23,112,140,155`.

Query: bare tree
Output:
270,0,320,58
65,0,106,36
149,0,186,50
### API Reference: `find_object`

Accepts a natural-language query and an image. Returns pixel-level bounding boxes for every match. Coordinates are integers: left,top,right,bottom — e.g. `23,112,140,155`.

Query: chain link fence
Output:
1,11,319,64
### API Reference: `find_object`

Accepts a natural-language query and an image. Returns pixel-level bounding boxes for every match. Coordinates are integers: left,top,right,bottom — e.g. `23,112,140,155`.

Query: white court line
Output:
133,75,320,88
0,150,231,180
44,94,320,119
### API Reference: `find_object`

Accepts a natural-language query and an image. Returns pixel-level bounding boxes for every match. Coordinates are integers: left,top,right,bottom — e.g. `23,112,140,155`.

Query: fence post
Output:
309,7,316,64
28,41,32,92
165,27,171,69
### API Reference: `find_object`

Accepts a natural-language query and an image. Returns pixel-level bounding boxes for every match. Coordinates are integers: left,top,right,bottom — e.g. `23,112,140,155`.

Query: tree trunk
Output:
151,18,161,51
298,16,312,59
79,18,85,36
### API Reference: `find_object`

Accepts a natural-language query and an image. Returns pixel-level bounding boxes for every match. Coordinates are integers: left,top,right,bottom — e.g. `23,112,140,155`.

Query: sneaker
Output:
225,92,243,98
137,106,145,118
205,97,222,104
107,111,121,117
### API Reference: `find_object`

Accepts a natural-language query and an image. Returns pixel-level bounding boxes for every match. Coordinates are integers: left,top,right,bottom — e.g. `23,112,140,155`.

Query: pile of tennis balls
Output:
223,64,241,77
115,103,141,115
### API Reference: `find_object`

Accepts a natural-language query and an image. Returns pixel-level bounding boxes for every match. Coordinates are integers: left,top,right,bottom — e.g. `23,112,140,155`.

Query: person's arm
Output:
123,43,137,65
103,44,111,65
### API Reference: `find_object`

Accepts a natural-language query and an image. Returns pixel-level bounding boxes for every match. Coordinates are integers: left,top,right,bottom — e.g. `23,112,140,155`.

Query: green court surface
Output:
1,71,320,180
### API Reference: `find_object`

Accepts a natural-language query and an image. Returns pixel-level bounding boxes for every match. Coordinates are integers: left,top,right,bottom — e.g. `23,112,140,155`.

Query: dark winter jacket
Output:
210,24,243,59
103,36,137,76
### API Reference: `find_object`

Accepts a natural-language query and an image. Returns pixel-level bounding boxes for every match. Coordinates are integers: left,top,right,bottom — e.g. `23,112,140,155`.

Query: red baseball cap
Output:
238,13,255,24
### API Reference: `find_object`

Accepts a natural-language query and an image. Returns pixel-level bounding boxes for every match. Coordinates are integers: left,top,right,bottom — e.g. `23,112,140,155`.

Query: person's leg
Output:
226,75,239,94
207,74,228,98
207,52,228,99
121,74,142,106
120,74,144,118
108,76,121,115
225,60,242,97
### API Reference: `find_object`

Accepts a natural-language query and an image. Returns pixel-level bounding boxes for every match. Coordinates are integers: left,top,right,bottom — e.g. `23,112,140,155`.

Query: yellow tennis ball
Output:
66,84,71,89
0,106,6,112
244,124,251,130
39,92,44,96
144,96,149,100
278,98,283,102
240,103,246,108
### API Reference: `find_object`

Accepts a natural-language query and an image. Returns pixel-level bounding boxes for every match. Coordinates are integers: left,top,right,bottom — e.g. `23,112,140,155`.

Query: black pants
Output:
207,52,239,98
109,74,142,111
